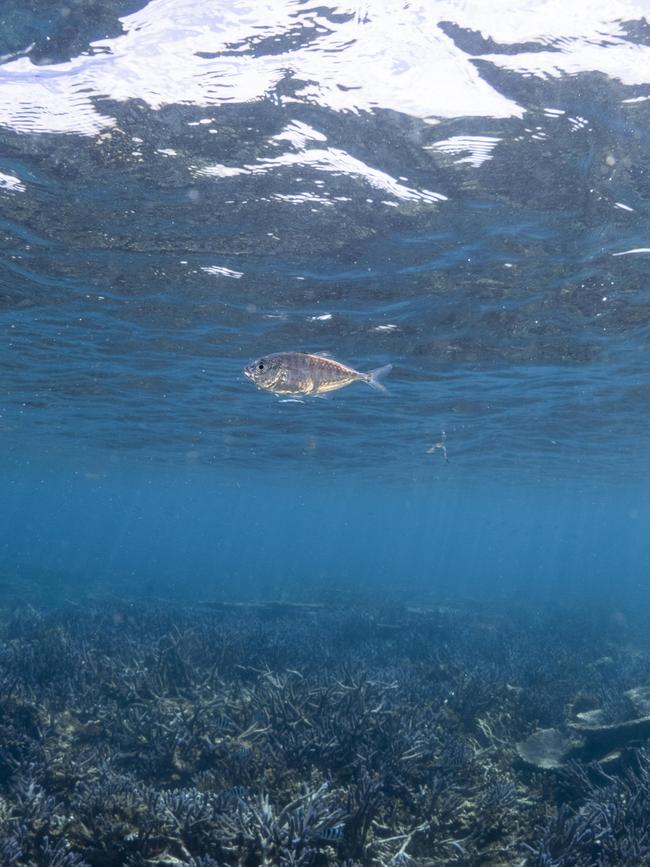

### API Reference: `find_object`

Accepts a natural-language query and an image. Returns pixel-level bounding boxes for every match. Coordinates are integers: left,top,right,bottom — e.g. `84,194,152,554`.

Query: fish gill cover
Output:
1,1,650,865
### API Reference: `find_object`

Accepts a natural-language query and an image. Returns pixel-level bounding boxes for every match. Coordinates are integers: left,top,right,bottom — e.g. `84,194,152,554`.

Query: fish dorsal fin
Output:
312,350,333,358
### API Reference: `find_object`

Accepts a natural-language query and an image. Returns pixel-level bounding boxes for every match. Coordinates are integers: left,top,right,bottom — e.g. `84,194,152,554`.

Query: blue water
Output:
1,1,650,606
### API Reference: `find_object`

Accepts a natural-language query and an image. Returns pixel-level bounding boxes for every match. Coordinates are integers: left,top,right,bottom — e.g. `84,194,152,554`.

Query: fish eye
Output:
258,362,265,370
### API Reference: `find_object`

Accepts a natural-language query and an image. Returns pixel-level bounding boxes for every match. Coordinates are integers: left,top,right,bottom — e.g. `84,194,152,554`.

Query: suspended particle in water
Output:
427,431,449,462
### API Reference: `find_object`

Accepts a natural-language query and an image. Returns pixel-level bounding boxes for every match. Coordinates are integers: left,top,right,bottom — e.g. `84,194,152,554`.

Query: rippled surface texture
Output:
2,0,650,485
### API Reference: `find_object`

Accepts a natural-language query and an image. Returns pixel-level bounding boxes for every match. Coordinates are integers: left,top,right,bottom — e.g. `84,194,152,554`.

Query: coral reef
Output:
0,598,648,865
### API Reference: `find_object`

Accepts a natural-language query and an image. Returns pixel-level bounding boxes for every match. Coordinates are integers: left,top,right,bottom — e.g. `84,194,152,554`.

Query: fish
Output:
318,825,345,842
243,352,392,396
217,785,248,809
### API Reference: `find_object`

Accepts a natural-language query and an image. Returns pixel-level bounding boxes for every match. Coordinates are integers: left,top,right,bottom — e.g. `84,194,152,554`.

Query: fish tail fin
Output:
364,363,392,393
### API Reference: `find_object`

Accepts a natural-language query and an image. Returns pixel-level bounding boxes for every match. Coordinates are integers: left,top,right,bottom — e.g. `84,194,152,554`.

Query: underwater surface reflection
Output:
0,0,649,481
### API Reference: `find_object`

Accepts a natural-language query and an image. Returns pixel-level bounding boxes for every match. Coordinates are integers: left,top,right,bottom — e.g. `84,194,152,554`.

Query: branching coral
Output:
0,599,646,865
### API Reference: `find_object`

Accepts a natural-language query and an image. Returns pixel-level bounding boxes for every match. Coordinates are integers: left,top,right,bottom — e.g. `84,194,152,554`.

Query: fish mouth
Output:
243,366,254,380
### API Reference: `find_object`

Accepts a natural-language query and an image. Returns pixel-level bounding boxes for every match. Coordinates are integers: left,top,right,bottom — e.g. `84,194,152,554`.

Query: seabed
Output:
0,594,649,866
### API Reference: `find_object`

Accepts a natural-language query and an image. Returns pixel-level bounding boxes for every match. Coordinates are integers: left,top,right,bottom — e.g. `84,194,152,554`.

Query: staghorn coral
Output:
526,750,650,866
0,598,646,864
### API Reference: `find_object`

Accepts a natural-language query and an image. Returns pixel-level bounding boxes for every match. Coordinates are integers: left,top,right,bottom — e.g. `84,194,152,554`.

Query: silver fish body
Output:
243,352,392,396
